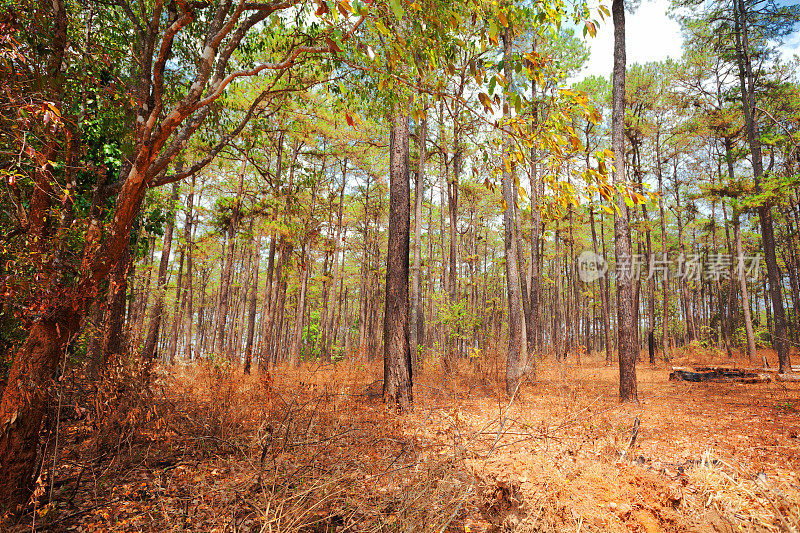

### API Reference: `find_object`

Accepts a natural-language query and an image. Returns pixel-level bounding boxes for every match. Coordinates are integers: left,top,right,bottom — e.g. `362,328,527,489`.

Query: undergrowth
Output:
5,347,800,532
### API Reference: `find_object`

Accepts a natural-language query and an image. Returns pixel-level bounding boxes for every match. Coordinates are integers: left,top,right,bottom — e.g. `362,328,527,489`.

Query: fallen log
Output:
669,368,772,383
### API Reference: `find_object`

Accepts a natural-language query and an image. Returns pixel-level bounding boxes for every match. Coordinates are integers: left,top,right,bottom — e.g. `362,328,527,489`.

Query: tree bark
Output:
244,234,261,374
590,207,612,364
216,166,246,360
321,166,347,362
733,0,790,372
656,135,670,360
0,310,80,512
290,243,311,367
141,183,179,363
383,107,413,410
733,208,758,360
445,119,459,371
501,28,527,394
167,228,185,364
257,234,276,370
411,113,426,372
612,0,638,402
183,175,195,360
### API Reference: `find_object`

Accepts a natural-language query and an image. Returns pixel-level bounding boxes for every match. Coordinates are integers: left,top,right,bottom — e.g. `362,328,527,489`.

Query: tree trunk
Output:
244,234,262,374
197,269,208,358
183,175,195,360
265,238,289,366
290,243,311,367
612,0,638,402
0,311,80,512
590,207,612,364
554,221,563,358
132,234,156,348
257,234,277,370
322,167,347,362
383,107,413,410
445,120,459,371
411,113,426,372
216,166,246,360
734,209,759,361
656,135,670,360
141,183,179,363
88,238,133,379
501,28,527,394
733,0,790,372
529,40,542,353
167,235,185,364
271,278,289,366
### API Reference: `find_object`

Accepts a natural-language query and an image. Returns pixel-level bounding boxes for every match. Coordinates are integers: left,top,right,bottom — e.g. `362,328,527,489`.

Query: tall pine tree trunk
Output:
501,28,527,394
216,167,246,360
733,207,758,361
383,107,413,410
290,243,311,367
183,176,195,360
142,183,179,362
529,39,542,353
590,207,612,364
257,235,276,370
733,0,790,372
411,114,426,372
322,168,346,362
656,136,670,359
244,234,261,374
612,0,638,402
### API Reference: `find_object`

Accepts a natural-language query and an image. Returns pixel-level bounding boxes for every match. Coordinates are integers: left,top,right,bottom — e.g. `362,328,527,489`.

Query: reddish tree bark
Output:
0,311,79,510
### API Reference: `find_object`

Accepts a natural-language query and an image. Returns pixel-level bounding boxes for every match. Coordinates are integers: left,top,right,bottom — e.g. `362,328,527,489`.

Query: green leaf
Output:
389,0,404,20
488,20,498,42
624,195,634,208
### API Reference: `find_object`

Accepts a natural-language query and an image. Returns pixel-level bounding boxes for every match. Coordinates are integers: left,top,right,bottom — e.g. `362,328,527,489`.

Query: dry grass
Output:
14,346,800,532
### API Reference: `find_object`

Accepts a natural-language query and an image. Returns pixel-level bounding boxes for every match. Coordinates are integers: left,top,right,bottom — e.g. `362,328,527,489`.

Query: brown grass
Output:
16,346,800,532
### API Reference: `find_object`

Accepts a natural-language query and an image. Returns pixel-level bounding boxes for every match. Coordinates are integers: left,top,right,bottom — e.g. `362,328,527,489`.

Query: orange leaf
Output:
498,11,508,27
478,92,492,112
325,36,341,53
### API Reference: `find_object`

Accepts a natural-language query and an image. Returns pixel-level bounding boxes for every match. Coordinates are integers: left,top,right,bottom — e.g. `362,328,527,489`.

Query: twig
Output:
46,336,72,513
438,486,473,533
485,378,524,461
619,416,640,461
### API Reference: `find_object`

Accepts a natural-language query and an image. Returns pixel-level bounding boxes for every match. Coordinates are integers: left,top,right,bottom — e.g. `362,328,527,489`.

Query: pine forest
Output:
1,0,800,529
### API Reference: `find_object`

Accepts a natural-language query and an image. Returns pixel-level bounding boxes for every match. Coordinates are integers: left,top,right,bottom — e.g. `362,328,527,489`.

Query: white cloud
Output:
779,30,800,63
577,0,684,80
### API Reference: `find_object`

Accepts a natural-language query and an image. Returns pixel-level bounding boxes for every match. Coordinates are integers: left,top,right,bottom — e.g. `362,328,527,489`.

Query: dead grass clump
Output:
248,367,480,532
164,359,268,448
31,347,800,532
685,451,800,532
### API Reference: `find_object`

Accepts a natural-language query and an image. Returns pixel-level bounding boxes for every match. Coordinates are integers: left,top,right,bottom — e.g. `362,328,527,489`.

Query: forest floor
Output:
19,345,800,532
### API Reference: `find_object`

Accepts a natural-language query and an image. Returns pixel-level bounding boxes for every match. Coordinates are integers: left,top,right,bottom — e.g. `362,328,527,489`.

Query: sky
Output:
576,0,800,81
578,0,685,80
